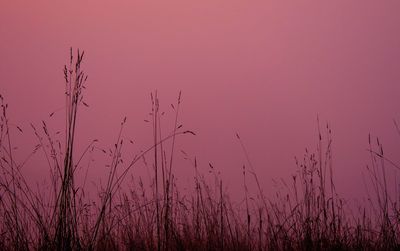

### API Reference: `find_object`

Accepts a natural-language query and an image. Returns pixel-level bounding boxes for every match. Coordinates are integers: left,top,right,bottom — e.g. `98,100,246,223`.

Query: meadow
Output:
0,50,399,251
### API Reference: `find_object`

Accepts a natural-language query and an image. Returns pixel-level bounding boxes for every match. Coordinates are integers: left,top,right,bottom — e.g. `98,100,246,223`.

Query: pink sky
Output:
1,0,400,200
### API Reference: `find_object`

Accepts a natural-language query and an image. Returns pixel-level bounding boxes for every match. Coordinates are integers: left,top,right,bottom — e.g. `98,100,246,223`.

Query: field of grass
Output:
1,50,399,250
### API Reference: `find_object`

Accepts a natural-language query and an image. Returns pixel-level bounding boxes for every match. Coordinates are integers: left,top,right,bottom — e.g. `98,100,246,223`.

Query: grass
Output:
0,49,400,250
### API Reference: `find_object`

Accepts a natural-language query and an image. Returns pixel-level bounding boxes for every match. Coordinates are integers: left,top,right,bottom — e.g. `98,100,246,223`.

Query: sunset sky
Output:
1,1,400,200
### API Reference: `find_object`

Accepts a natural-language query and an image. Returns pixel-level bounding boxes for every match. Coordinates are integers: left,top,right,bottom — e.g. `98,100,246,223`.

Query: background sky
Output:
1,0,400,202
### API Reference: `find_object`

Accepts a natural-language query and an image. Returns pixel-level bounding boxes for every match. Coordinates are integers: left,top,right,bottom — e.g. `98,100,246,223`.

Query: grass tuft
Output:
0,50,399,250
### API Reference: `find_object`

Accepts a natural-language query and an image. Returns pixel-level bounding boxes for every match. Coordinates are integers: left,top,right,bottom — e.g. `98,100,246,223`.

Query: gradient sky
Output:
1,0,400,201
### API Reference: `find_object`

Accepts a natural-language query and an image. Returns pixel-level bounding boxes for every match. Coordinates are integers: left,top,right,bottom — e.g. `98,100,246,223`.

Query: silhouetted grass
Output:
0,49,399,250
